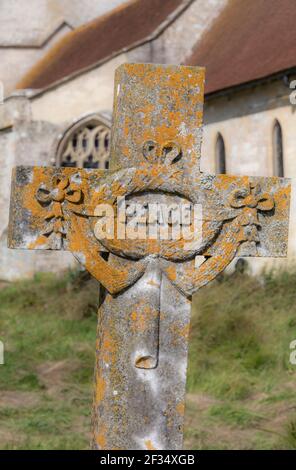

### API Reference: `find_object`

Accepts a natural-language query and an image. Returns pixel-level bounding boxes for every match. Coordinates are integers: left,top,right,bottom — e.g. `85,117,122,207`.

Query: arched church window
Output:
215,132,226,174
57,115,111,169
272,120,284,177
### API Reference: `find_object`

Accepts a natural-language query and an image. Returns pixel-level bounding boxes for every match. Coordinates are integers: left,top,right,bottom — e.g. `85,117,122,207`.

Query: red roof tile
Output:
186,0,296,94
17,0,188,90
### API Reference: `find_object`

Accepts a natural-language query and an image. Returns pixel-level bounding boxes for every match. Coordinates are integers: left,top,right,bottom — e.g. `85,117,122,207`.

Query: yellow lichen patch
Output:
130,303,158,333
28,235,49,249
170,323,190,346
214,174,237,191
123,117,131,137
67,215,138,294
176,401,185,417
274,185,291,215
95,425,107,449
147,279,160,288
113,63,205,169
101,331,117,365
95,374,106,405
145,439,156,450
166,265,177,282
122,145,130,157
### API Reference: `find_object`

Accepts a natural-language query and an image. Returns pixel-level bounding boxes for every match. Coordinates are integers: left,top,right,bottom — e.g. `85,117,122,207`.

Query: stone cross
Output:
8,64,291,450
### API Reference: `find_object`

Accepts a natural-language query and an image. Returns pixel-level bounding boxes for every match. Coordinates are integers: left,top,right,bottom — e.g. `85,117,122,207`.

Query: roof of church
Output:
186,0,296,95
17,0,190,91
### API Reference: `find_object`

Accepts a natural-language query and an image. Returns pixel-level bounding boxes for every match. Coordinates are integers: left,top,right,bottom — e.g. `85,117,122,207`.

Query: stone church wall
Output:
0,95,76,280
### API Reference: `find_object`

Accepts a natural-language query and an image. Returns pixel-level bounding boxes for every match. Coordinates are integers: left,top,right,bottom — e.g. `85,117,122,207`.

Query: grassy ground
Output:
1,269,296,449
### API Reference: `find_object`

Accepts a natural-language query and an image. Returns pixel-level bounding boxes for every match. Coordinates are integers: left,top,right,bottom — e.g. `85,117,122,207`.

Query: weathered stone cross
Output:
8,64,291,450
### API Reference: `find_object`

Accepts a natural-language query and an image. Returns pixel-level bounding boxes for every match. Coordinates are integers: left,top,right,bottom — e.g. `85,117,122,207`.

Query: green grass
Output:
207,404,263,428
284,419,296,449
184,268,296,449
0,270,98,449
187,269,296,400
1,268,296,449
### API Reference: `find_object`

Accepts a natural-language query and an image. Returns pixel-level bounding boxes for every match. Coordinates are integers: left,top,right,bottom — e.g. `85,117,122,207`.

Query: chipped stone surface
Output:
8,63,291,449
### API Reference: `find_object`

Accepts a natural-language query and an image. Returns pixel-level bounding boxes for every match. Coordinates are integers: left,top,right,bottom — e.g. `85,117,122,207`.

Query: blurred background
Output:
1,0,296,449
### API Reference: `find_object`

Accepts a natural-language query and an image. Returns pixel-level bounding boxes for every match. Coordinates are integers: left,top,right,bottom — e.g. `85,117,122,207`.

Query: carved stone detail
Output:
229,182,275,245
11,163,286,296
36,176,82,249
142,140,182,165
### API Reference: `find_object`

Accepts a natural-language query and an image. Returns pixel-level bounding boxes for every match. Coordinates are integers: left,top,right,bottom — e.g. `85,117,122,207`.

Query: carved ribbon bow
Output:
229,182,274,242
36,177,82,242
36,177,82,206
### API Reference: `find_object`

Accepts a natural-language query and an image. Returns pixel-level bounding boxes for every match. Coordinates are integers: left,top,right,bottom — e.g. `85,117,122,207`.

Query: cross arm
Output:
161,173,291,296
8,165,148,294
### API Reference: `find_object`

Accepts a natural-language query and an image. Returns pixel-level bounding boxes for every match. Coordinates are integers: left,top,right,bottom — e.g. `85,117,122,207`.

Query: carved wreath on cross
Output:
34,142,275,298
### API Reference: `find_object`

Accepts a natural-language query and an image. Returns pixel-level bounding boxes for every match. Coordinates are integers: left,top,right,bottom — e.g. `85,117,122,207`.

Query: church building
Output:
0,0,295,279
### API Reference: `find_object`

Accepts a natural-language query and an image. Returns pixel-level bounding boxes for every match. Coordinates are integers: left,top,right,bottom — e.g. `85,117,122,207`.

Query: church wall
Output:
201,78,296,272
30,54,128,124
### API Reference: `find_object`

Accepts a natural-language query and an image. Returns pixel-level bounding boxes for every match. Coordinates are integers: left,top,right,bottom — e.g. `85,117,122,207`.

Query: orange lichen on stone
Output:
214,174,238,190
145,439,156,450
147,279,160,288
166,265,177,281
95,425,107,449
101,332,117,365
95,374,106,405
67,214,146,294
176,401,185,416
274,185,291,214
130,303,158,333
28,235,49,249
169,322,190,347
